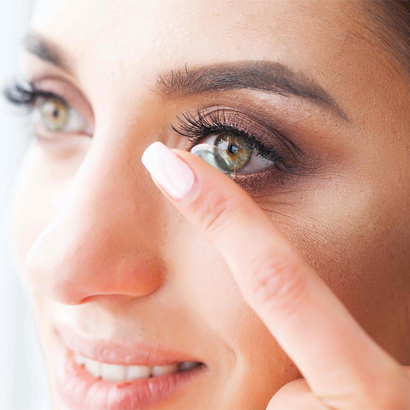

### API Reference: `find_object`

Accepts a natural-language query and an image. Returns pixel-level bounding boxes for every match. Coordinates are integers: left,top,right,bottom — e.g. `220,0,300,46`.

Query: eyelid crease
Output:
172,107,302,176
173,107,303,158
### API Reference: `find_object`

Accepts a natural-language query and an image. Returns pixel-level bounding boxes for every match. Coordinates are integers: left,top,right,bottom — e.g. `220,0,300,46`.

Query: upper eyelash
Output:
3,79,67,109
172,108,298,174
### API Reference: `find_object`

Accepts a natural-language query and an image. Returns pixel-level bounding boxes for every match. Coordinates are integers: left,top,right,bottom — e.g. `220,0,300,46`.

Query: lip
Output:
53,325,207,409
55,324,203,366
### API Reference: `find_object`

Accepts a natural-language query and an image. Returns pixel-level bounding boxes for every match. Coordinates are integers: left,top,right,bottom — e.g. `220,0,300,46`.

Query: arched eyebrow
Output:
23,32,349,122
23,32,75,76
157,62,349,122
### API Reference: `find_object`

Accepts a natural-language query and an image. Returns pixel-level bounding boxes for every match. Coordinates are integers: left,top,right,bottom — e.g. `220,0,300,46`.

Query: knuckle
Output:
245,250,308,317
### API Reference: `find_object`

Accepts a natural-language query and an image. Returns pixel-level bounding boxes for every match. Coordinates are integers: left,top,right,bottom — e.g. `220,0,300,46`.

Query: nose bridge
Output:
25,135,165,305
70,139,141,239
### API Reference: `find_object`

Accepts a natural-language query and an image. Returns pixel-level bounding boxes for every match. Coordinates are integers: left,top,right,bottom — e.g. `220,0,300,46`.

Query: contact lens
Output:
191,134,253,176
191,142,250,177
213,134,252,171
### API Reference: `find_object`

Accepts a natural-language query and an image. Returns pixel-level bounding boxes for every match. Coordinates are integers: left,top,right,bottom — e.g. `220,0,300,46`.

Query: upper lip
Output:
55,324,203,366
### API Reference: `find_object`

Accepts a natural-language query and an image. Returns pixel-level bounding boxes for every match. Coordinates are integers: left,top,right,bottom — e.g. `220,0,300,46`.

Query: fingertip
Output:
141,142,195,200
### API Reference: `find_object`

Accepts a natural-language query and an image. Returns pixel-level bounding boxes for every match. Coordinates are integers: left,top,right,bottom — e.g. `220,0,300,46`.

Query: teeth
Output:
84,358,101,378
73,353,199,382
74,354,86,366
126,365,151,380
101,363,127,382
152,364,179,377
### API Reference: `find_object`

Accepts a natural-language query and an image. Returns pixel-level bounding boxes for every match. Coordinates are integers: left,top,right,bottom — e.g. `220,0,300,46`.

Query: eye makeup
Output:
3,78,311,196
3,78,94,139
171,106,308,194
174,107,302,169
4,78,68,108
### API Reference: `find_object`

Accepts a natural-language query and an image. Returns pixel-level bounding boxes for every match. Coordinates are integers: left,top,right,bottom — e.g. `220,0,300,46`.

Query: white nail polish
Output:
141,142,195,199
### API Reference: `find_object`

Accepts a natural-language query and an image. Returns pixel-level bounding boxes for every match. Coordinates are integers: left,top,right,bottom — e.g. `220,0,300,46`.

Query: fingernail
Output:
141,142,195,199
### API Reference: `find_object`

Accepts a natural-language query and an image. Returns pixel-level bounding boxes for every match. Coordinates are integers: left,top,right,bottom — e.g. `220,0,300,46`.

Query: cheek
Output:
162,221,300,404
264,169,410,361
10,142,65,277
10,137,90,277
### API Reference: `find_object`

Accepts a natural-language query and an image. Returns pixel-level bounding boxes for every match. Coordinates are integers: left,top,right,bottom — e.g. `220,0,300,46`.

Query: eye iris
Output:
214,134,252,172
39,98,68,131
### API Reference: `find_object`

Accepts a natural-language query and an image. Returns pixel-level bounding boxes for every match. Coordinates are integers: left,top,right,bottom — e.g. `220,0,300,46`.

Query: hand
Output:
141,142,410,409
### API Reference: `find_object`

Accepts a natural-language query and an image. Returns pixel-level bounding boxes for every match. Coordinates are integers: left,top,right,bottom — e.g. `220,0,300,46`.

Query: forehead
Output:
28,0,399,131
29,0,365,83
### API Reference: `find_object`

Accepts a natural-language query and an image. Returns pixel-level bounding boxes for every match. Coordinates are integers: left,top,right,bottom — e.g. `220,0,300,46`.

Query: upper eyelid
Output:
6,79,75,107
4,78,95,136
32,78,94,129
31,88,69,107
172,108,267,139
172,109,285,162
172,107,301,156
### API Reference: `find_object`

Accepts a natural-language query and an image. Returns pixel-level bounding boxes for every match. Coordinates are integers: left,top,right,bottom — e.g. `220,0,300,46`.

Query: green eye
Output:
214,134,252,172
38,97,69,131
191,133,274,177
190,133,255,176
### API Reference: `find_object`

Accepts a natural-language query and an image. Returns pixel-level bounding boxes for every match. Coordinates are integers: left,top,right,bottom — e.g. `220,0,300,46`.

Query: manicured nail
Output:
141,142,195,199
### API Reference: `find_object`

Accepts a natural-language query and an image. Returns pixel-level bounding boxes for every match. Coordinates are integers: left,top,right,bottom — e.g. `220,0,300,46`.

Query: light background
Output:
0,1,51,409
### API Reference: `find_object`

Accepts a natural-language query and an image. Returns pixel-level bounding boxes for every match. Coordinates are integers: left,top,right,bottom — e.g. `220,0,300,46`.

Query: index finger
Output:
141,142,402,401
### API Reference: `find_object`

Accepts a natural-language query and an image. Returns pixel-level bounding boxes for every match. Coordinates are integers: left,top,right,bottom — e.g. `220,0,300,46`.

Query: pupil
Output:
228,143,238,155
52,108,59,118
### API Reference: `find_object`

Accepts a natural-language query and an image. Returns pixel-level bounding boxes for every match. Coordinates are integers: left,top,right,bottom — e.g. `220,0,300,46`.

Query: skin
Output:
7,0,410,408
144,142,410,408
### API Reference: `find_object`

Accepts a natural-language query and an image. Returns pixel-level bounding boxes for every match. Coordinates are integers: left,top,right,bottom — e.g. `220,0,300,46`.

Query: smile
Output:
73,353,202,382
53,325,207,410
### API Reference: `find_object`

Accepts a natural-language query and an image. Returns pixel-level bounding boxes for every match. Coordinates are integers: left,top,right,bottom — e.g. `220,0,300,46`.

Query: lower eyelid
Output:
232,171,287,196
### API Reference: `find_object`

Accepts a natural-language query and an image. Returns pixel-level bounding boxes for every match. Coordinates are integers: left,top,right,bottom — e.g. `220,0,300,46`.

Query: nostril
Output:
78,294,141,305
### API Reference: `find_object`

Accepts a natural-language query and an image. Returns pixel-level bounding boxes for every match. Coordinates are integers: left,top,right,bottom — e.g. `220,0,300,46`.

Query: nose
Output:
24,138,165,305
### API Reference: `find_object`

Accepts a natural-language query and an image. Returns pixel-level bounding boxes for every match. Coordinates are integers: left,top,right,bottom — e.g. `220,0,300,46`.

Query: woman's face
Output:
9,0,410,409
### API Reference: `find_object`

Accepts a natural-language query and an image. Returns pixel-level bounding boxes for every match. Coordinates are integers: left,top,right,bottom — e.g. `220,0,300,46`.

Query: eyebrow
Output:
23,33,75,76
157,62,349,121
23,33,348,122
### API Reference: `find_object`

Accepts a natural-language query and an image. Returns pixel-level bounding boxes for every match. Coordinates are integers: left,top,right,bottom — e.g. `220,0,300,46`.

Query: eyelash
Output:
3,79,300,177
3,79,68,108
172,109,299,175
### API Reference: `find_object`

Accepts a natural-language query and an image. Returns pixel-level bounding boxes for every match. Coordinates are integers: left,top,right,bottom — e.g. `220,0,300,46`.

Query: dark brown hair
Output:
359,0,410,78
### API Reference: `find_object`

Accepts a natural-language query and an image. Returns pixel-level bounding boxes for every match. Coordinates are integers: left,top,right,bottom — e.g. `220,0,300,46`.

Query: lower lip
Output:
54,342,206,410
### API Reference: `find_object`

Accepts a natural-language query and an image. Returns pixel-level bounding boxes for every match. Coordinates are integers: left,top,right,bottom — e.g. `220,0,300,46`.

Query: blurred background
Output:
0,1,51,409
